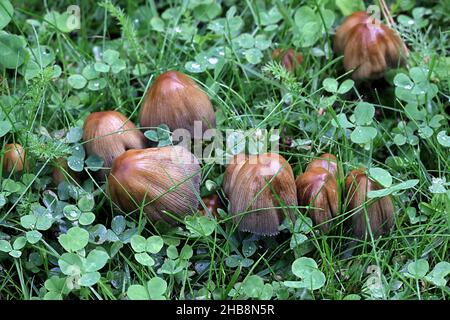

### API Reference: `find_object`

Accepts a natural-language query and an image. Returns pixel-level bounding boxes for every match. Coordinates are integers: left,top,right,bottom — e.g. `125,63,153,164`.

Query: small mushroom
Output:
139,70,216,138
334,11,408,80
296,154,340,231
83,111,147,180
223,153,297,236
345,169,394,238
2,143,26,173
108,146,201,224
272,48,303,73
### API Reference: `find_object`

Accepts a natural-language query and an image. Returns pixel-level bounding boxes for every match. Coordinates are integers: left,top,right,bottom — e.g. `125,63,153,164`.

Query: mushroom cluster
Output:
79,70,215,224
46,13,404,236
223,153,395,239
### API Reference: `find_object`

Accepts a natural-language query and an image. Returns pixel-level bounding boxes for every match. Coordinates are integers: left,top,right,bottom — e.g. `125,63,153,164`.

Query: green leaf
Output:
79,212,95,226
166,245,178,259
66,127,83,143
179,245,193,260
332,113,355,129
160,259,183,274
369,168,393,188
437,131,450,147
9,250,21,258
244,48,263,64
0,239,12,252
185,216,217,237
407,259,429,278
25,230,42,244
0,32,26,69
394,73,413,90
322,78,338,93
425,262,450,287
67,156,84,172
354,102,375,125
78,272,101,287
135,252,155,266
288,257,326,290
336,0,365,15
43,11,72,33
290,233,308,249
130,235,146,253
63,204,81,221
111,215,126,235
393,134,406,146
68,74,87,89
193,3,221,22
78,194,94,212
82,64,98,80
58,252,83,276
147,277,167,300
35,215,53,231
44,292,63,300
87,78,107,91
13,236,26,250
84,249,109,272
235,33,254,49
185,61,205,73
0,120,12,137
337,79,354,94
94,62,110,73
127,284,150,300
351,126,377,144
58,227,89,252
0,0,13,29
85,154,103,171
367,179,419,198
294,6,322,47
150,17,165,32
111,59,126,74
242,275,264,298
146,236,164,254
102,49,120,65
44,276,71,295
254,35,271,50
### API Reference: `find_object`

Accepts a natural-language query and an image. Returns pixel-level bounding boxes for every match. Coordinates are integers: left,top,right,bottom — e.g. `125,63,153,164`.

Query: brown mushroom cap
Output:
108,146,201,224
345,169,394,238
223,153,297,236
296,167,338,232
334,11,408,80
139,71,216,138
2,143,26,173
83,111,147,179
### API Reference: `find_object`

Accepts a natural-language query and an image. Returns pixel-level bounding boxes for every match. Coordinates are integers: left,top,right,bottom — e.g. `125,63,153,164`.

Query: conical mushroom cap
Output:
83,111,147,179
345,169,394,238
334,11,408,80
296,167,338,232
306,153,341,180
108,146,201,224
2,143,25,173
139,70,216,137
223,153,297,236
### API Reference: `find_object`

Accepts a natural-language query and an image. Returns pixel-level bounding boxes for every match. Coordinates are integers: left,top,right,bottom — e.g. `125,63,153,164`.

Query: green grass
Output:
0,0,449,300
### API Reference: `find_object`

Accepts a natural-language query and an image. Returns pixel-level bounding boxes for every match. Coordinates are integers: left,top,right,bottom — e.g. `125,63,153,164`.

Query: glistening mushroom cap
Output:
2,143,26,173
306,153,342,180
83,111,147,180
108,146,201,224
345,169,394,238
223,153,297,236
139,70,216,138
334,11,408,80
296,167,338,232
